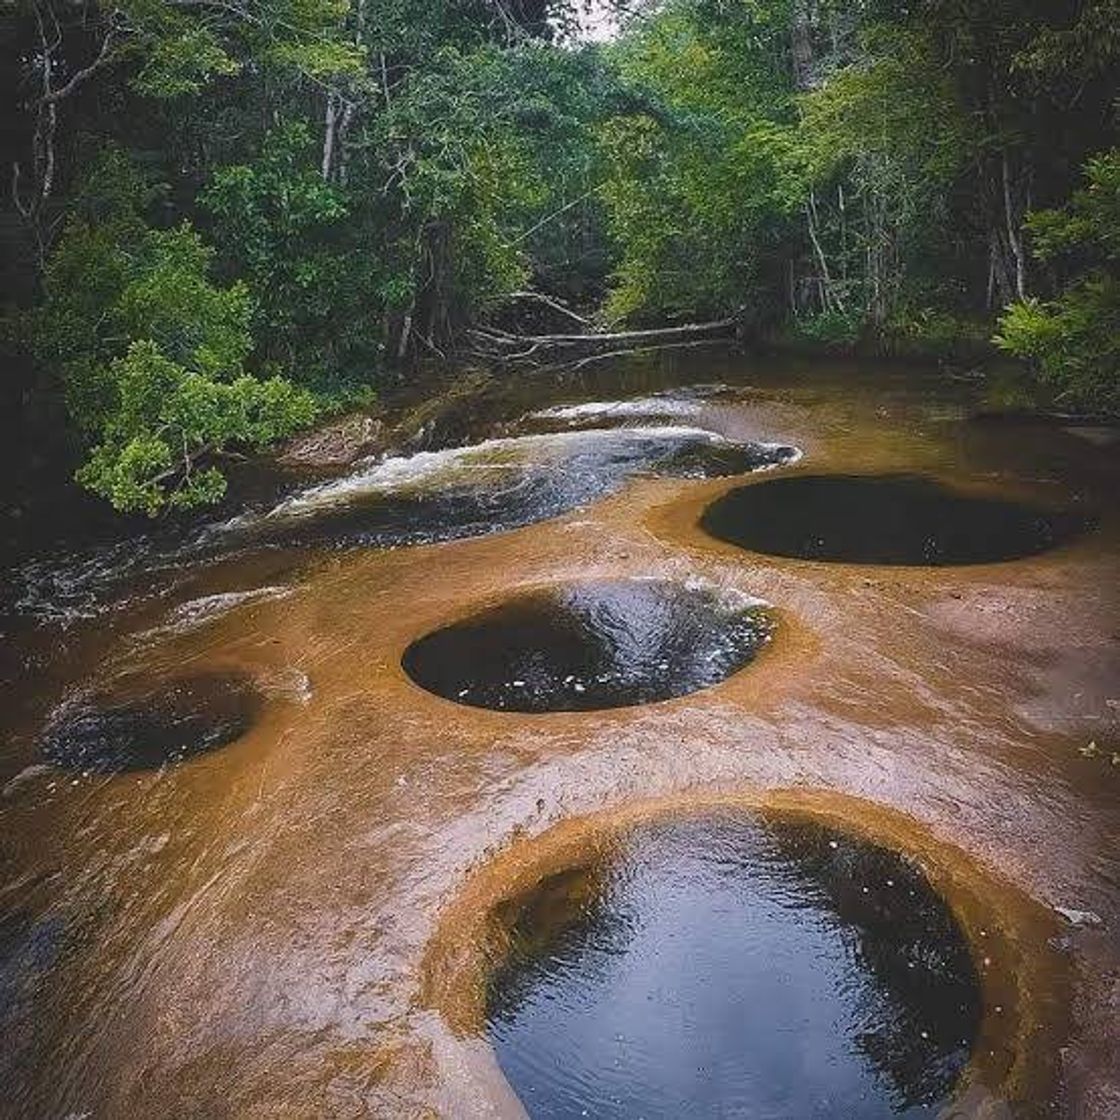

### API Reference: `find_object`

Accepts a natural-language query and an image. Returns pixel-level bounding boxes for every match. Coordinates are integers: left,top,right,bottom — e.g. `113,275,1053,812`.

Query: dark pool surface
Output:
40,670,260,773
485,813,982,1120
700,473,1093,566
401,578,773,712
256,428,798,551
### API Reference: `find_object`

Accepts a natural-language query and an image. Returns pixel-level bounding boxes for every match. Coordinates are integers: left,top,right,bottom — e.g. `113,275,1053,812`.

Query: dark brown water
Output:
486,811,981,1119
700,474,1095,566
402,578,774,712
0,350,1116,1117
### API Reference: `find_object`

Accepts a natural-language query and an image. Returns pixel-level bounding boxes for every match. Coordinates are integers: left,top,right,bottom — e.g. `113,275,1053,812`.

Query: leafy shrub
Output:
787,308,863,348
995,149,1120,415
880,308,992,358
33,149,319,513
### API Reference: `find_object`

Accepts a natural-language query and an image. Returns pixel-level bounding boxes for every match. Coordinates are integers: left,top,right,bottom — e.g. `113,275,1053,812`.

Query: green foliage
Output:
76,342,318,513
375,50,548,273
797,29,972,188
787,308,863,348
879,309,992,358
33,149,318,513
8,0,1120,519
121,0,364,97
134,24,240,97
597,2,800,323
1024,150,1120,262
994,283,1120,414
995,150,1120,413
202,122,362,378
42,216,255,430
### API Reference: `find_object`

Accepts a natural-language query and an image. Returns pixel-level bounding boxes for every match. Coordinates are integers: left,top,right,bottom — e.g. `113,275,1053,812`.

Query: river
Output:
1,348,1117,1117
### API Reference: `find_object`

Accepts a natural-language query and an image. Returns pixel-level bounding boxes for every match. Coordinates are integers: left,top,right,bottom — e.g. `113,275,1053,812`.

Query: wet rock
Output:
277,413,386,468
392,370,501,453
1054,907,1104,929
252,428,797,553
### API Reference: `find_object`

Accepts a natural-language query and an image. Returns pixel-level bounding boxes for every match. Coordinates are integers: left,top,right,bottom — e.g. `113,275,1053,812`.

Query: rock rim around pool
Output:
400,577,775,713
39,669,261,773
422,793,1070,1120
699,472,1095,566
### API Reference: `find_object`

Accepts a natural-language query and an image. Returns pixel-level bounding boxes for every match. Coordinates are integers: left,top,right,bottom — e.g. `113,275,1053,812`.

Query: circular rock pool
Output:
40,670,260,773
401,578,773,712
484,811,982,1119
700,473,1092,565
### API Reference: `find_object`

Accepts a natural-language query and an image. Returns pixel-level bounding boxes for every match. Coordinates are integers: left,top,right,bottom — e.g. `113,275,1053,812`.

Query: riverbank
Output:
1,350,1116,1116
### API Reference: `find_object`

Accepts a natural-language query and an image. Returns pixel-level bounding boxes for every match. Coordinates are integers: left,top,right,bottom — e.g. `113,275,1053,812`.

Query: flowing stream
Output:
0,349,1117,1117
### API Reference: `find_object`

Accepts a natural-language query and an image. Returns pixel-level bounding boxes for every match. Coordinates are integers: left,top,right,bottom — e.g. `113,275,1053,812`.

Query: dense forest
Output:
3,0,1118,515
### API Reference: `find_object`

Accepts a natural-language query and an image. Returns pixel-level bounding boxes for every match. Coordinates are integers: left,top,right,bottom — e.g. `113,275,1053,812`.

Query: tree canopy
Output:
3,0,1117,512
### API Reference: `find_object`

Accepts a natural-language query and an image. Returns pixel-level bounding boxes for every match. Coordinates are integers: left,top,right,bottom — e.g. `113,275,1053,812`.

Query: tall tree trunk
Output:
1001,149,1028,300
322,93,338,181
806,190,840,313
987,229,1013,307
337,102,356,185
790,0,815,90
419,220,454,354
982,149,1029,307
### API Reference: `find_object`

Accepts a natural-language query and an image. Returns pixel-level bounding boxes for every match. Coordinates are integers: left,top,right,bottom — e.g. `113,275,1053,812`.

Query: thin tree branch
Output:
504,185,604,247
38,25,122,104
499,290,597,327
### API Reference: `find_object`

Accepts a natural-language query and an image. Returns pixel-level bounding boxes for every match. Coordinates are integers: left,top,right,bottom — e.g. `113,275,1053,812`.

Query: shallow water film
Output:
486,812,981,1120
0,352,1116,1117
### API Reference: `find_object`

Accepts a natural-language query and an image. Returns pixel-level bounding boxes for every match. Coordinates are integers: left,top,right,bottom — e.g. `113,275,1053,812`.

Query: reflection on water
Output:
486,813,981,1119
40,670,260,773
701,474,1094,566
402,578,773,712
250,427,797,550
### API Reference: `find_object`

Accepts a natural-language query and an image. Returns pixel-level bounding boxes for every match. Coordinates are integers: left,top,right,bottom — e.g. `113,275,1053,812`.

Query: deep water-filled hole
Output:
401,578,774,712
484,812,983,1120
700,473,1093,565
40,670,260,773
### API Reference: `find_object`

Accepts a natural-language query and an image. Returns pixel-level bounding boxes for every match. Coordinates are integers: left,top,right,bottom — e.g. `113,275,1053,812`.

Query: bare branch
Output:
11,162,31,220
476,316,740,349
38,25,122,104
499,290,597,327
543,338,732,374
505,185,604,247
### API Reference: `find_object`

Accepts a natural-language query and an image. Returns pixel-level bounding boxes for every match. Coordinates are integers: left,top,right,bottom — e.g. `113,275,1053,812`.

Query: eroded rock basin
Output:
701,473,1094,566
425,793,1070,1120
0,354,1116,1118
39,670,260,773
402,578,774,712
485,810,980,1119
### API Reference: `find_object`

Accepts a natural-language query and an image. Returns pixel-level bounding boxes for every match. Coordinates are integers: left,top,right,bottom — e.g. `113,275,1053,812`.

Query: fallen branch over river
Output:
469,308,742,367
